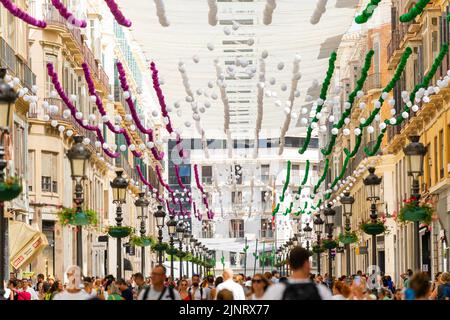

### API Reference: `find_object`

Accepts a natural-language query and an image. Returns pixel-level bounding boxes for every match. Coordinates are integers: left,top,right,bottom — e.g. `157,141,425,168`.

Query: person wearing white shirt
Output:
138,265,181,300
215,269,245,300
263,247,333,300
20,279,39,300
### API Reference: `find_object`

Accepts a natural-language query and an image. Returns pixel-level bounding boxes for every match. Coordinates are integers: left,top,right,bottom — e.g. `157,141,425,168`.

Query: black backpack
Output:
142,286,176,300
281,282,322,300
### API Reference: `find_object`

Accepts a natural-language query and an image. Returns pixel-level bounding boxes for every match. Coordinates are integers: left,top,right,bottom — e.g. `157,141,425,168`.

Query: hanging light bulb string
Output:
298,52,337,154
47,63,120,158
82,62,142,158
321,50,374,156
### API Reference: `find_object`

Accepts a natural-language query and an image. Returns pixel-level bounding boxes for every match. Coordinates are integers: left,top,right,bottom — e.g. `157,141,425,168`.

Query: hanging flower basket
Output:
57,208,98,227
312,245,325,254
398,199,433,225
107,226,133,238
165,246,179,256
152,242,169,252
130,235,155,247
322,239,338,250
0,177,22,201
360,220,387,236
338,232,358,245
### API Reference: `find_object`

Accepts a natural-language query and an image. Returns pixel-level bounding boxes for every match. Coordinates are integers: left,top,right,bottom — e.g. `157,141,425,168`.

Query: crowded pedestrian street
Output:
0,0,450,310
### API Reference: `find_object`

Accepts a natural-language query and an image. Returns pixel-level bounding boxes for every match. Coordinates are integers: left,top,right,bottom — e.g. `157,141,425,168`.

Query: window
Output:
45,54,57,97
202,220,214,238
230,252,237,266
260,218,274,238
232,191,242,204
261,164,270,183
230,219,244,238
202,166,213,184
41,152,58,193
13,122,25,178
28,151,35,192
239,253,246,267
434,136,438,184
439,130,444,179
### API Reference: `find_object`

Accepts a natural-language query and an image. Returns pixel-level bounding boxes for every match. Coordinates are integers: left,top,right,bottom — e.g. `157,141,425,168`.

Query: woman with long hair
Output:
178,279,191,301
410,272,431,300
45,280,63,300
247,274,269,300
332,280,350,300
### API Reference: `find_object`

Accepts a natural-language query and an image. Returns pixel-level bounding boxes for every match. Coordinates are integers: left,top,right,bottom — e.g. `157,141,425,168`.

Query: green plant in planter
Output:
322,239,338,250
107,226,134,238
130,235,155,247
360,220,387,236
57,208,98,226
312,245,325,254
152,242,169,253
165,246,178,256
0,176,22,201
338,232,358,245
398,198,433,225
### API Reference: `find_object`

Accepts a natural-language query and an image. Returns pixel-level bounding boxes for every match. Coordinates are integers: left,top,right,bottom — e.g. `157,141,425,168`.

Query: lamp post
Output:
404,136,427,271
67,136,91,271
190,238,197,275
135,192,149,275
340,192,354,276
313,213,324,275
183,231,191,277
166,215,177,278
154,205,166,265
363,167,382,268
303,223,312,251
195,241,202,276
0,68,18,299
110,171,128,278
324,204,336,285
176,223,185,279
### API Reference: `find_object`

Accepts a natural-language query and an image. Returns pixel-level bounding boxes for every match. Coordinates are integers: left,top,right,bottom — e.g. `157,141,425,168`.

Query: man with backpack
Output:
263,247,333,300
138,265,181,300
188,274,211,300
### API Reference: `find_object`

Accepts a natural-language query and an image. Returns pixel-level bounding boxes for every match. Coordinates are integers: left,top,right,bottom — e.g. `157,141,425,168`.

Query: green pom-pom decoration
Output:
280,160,291,202
313,158,329,194
355,0,382,24
399,0,431,23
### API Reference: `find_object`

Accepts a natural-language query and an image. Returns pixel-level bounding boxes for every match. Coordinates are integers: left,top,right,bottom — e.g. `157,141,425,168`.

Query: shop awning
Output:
9,220,48,270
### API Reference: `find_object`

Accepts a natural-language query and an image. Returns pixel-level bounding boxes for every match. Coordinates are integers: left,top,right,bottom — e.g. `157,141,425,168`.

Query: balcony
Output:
364,73,382,92
0,37,36,91
387,20,413,67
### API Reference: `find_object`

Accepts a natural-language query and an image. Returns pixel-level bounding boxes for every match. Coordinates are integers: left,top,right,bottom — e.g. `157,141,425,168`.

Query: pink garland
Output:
104,0,132,27
0,0,47,28
116,61,164,160
135,165,164,203
156,165,174,195
194,164,214,220
150,62,175,134
51,0,87,28
82,62,142,158
47,63,119,158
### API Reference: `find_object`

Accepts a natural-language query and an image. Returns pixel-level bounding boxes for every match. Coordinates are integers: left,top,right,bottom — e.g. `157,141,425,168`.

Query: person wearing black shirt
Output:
116,278,134,301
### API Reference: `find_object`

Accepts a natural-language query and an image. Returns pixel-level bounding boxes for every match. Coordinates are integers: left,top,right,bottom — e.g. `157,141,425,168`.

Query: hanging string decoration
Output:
355,0,381,24
279,161,291,202
104,0,132,27
117,61,165,160
298,52,337,154
310,0,328,25
207,0,218,26
263,0,277,25
51,0,87,27
0,0,47,28
365,44,447,156
174,165,192,203
321,50,374,155
399,0,431,23
47,63,119,158
194,164,214,220
253,57,266,159
136,165,164,202
313,158,329,194
82,62,142,158
153,0,170,27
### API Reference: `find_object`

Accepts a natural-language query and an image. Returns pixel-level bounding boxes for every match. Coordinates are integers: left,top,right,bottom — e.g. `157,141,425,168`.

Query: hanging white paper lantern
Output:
75,112,83,119
119,145,127,152
50,120,58,127
207,42,215,51
411,105,419,112
83,138,90,145
343,128,350,136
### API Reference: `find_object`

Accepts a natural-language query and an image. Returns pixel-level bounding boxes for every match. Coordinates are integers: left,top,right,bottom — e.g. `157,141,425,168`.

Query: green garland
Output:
151,242,169,252
284,202,294,216
299,52,337,154
321,50,374,156
107,226,134,238
322,239,338,250
355,0,382,24
313,158,329,194
364,44,448,156
280,161,291,202
399,0,431,23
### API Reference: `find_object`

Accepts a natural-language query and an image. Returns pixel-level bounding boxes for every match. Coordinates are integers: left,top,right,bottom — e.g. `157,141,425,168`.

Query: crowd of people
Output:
3,247,450,300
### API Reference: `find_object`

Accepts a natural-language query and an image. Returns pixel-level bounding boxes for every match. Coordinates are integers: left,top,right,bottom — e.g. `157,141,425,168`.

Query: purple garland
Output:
47,63,119,158
116,61,164,160
104,0,132,27
135,165,164,203
0,0,47,28
156,165,174,195
194,164,214,220
51,0,87,28
82,62,142,158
